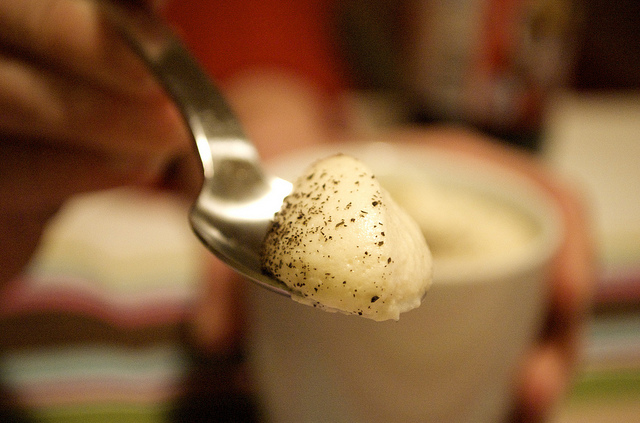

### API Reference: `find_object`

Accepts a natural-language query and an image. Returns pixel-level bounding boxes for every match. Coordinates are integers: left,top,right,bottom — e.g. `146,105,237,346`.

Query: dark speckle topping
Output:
260,154,396,319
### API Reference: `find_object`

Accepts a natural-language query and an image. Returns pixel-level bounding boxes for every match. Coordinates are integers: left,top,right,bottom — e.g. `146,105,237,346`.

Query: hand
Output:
0,0,332,367
0,0,195,286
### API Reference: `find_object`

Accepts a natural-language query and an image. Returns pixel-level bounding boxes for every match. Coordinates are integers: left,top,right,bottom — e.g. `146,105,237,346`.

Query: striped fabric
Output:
0,188,225,422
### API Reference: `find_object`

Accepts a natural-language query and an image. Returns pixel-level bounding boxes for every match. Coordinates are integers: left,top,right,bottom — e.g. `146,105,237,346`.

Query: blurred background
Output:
337,0,639,145
1,0,638,421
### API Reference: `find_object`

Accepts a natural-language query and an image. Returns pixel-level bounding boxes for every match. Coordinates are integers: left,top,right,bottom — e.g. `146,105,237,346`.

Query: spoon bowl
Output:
102,1,292,295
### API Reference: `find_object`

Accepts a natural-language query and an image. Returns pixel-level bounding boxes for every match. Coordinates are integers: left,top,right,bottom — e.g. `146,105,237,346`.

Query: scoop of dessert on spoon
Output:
101,2,433,320
101,1,293,295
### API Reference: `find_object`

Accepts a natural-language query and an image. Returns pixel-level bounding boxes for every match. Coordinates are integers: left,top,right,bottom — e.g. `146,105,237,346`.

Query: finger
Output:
0,0,160,97
0,52,190,155
509,344,571,423
546,185,597,334
155,151,204,202
0,138,169,214
0,211,51,287
508,177,596,422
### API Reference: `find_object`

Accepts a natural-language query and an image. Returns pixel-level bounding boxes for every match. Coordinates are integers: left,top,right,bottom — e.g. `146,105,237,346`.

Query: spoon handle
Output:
100,1,257,179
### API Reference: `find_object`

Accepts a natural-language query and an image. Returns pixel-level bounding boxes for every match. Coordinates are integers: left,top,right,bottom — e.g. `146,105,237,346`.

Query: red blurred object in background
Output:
163,0,347,97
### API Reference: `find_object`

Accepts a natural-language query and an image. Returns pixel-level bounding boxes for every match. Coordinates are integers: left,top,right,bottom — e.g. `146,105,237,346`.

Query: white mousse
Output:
261,154,432,321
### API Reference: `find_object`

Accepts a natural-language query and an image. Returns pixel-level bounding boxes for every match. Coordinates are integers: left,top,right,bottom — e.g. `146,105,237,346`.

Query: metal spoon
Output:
101,1,292,295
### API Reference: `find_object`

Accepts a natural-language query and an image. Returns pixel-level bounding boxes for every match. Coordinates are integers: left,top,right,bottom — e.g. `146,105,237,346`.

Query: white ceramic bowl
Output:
247,140,562,423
